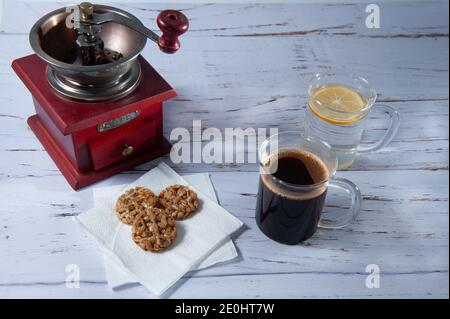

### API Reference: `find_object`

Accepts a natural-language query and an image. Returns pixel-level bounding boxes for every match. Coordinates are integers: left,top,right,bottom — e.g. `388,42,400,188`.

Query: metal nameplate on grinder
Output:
97,110,140,132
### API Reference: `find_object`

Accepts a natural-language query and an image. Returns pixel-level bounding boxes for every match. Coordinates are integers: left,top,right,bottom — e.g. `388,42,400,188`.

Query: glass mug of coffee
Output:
255,131,362,244
304,72,400,169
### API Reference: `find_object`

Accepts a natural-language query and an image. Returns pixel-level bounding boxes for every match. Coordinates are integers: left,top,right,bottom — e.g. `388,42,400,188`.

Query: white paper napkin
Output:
92,173,238,290
74,162,243,296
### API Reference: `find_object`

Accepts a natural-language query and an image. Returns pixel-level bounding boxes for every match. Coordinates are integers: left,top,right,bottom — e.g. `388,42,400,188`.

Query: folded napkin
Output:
74,162,243,296
92,173,238,290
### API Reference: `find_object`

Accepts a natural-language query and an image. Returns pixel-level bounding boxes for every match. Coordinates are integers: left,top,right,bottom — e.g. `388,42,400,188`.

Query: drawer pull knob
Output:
122,144,134,157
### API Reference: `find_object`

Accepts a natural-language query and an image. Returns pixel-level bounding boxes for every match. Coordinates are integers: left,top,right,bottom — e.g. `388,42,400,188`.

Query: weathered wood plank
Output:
0,272,448,299
1,97,448,173
1,1,448,37
0,171,447,292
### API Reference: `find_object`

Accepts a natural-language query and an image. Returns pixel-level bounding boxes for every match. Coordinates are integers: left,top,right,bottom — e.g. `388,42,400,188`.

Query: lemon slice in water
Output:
308,85,368,124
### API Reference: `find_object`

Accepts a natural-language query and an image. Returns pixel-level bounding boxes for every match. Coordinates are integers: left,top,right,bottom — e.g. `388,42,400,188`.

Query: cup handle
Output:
318,177,362,229
357,104,400,153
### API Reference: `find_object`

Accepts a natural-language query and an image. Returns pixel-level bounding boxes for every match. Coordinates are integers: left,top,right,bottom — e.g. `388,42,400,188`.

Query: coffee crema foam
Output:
261,150,330,200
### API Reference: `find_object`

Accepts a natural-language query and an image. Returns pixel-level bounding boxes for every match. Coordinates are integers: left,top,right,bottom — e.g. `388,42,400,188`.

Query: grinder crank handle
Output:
80,3,188,53
156,10,189,53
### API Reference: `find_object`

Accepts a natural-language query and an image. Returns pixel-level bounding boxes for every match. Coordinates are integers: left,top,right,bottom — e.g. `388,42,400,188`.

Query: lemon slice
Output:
308,85,367,124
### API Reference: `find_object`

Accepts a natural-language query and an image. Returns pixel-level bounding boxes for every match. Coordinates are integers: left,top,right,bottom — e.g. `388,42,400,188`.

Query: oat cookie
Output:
132,207,177,252
158,184,199,220
115,187,158,225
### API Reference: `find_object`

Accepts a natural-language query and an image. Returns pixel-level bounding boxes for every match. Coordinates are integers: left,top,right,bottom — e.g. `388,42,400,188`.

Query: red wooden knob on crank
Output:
157,10,189,54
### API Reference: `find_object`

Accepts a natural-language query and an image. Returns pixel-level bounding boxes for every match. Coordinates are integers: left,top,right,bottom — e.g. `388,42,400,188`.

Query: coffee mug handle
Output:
318,177,362,229
357,104,400,153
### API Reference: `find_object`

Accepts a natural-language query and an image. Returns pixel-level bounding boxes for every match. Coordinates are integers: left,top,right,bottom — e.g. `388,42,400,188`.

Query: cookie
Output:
132,207,177,252
158,184,199,220
115,187,158,225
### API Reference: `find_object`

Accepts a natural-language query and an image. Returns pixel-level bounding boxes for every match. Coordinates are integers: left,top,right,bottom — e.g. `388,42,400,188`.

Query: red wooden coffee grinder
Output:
12,2,189,190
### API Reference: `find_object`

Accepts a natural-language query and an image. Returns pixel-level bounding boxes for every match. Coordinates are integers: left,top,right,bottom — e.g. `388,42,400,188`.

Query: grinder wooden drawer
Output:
89,118,157,171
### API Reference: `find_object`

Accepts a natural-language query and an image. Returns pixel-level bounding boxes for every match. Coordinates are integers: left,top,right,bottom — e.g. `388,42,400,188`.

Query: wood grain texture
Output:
0,1,448,298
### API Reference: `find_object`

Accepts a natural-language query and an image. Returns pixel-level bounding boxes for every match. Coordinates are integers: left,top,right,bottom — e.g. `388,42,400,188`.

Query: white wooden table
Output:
0,1,448,298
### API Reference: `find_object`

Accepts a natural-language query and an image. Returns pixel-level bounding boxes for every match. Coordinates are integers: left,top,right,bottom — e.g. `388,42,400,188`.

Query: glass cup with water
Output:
304,72,400,169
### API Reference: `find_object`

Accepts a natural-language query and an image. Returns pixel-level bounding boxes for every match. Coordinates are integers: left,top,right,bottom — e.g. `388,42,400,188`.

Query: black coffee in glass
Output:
256,150,329,244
